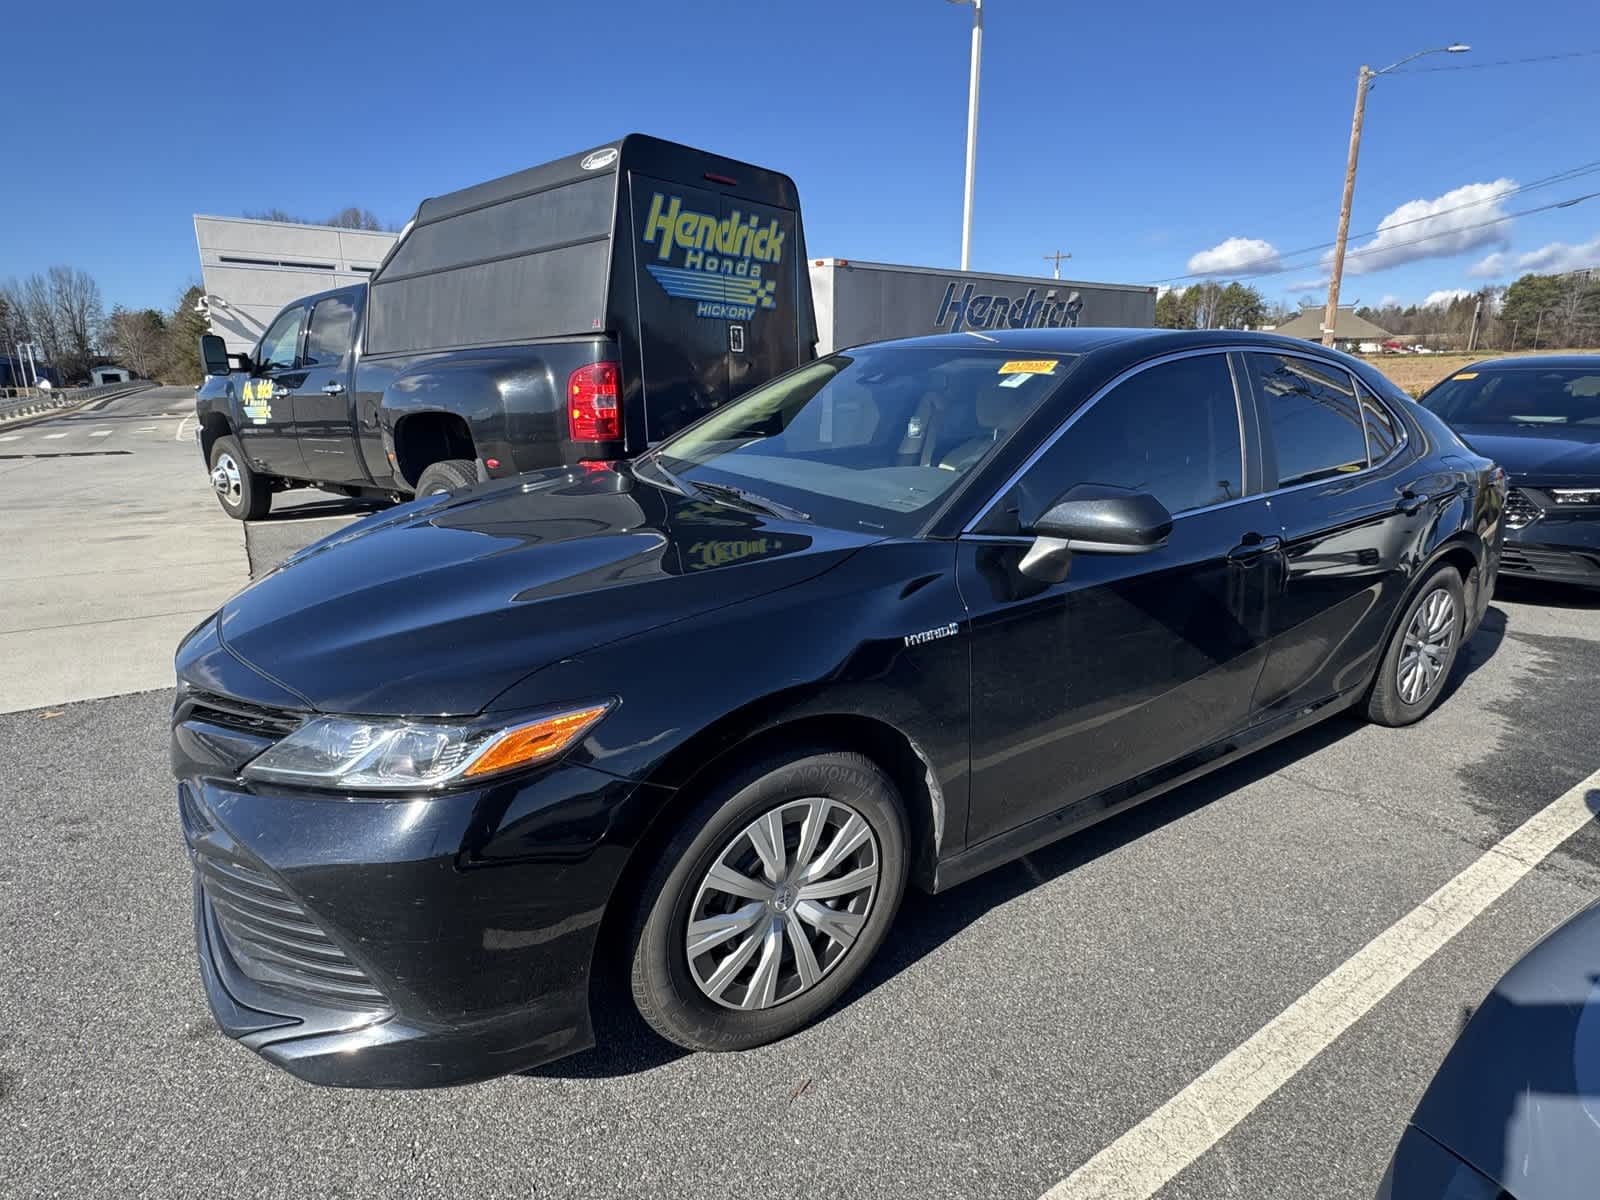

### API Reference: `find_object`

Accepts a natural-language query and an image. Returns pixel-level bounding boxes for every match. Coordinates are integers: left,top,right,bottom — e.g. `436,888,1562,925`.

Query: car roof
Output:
856,326,1347,359
1458,353,1600,371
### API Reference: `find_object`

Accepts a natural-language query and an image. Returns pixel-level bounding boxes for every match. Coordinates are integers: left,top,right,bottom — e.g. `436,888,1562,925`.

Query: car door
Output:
958,350,1281,845
1240,351,1433,718
291,291,363,484
239,304,309,479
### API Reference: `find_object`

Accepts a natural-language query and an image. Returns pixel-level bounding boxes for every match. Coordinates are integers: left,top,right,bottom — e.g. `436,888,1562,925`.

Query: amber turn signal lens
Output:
463,705,610,778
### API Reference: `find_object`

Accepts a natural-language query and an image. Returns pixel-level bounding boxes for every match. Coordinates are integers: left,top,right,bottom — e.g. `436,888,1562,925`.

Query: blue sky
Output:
5,0,1597,315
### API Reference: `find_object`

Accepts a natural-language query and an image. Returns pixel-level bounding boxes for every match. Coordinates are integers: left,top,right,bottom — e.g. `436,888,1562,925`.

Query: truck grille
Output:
196,847,387,1009
1503,487,1541,530
1500,545,1600,578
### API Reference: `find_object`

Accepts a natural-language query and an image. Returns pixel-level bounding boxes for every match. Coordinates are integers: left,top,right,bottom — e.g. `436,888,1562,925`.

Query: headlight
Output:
1551,488,1600,505
241,703,611,791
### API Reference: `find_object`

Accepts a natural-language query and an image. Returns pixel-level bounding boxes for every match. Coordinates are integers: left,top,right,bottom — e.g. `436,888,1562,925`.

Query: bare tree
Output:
105,306,166,379
47,266,104,378
19,274,63,368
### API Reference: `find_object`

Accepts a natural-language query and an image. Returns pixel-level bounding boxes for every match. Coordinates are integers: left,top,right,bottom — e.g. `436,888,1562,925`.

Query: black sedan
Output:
171,328,1504,1087
1421,354,1600,588
1379,898,1600,1199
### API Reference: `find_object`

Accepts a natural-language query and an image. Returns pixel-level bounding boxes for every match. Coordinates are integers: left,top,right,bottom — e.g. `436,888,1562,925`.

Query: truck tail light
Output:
568,362,621,442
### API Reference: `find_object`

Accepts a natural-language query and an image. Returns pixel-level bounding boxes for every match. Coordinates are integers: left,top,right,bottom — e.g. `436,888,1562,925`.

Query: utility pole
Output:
1321,43,1470,348
1468,297,1482,352
1043,250,1071,279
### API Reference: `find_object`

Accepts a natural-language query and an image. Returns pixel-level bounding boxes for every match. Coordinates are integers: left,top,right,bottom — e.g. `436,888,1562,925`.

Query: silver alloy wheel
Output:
211,452,242,506
686,797,880,1011
1398,587,1456,704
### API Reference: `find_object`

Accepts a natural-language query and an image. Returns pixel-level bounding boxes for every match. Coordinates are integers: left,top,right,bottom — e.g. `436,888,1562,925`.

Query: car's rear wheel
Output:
1366,564,1465,726
628,748,908,1052
208,435,270,520
414,458,478,498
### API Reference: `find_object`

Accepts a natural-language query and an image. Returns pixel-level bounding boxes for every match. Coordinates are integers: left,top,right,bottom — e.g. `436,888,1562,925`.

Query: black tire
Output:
414,458,478,498
1365,564,1466,727
628,748,908,1053
208,435,270,520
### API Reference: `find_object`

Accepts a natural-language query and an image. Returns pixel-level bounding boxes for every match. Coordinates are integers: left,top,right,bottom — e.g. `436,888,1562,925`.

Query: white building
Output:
192,215,399,352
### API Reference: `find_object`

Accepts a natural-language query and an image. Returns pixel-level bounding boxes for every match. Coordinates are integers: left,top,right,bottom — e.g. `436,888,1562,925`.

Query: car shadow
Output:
252,496,389,523
1495,577,1600,611
531,616,1510,1081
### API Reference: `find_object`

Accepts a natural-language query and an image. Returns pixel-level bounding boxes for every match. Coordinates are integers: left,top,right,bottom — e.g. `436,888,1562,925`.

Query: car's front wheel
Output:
628,748,908,1052
1366,563,1466,726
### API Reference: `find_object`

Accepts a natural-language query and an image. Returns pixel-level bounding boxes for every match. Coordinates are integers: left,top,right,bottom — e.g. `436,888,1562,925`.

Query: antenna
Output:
1043,250,1071,280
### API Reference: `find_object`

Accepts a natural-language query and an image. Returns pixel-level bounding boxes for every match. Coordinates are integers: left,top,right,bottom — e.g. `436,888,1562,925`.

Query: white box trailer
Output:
808,258,1157,354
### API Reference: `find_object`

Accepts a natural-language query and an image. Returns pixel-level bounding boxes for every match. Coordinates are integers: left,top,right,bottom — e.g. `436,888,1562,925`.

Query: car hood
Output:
199,466,879,716
1408,898,1600,1200
1451,424,1600,481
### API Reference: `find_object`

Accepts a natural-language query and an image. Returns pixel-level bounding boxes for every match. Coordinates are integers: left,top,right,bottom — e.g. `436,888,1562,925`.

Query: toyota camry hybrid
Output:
172,328,1504,1087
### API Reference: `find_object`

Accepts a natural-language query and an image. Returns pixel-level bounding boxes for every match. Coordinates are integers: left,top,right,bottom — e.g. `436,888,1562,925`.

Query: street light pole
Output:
1321,42,1469,348
948,0,983,270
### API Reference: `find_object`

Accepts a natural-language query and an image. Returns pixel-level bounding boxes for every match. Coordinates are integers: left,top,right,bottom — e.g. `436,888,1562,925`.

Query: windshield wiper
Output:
631,452,699,498
692,480,811,522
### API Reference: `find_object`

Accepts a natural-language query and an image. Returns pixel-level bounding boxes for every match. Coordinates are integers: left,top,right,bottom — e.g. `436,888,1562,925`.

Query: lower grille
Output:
1503,488,1541,530
196,848,387,1008
1501,544,1600,578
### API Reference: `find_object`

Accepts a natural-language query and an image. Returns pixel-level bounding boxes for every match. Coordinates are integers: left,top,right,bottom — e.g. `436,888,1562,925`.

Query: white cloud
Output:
1378,294,1401,308
1286,277,1328,292
1186,237,1281,276
1423,289,1471,308
1470,233,1600,278
1156,284,1189,298
1336,179,1517,276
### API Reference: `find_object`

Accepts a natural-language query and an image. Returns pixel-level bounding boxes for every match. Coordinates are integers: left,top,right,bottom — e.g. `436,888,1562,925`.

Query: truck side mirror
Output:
200,334,232,377
1018,485,1173,582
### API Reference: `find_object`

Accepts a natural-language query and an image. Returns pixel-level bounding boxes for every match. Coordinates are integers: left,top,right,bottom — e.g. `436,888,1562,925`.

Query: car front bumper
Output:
1500,488,1600,588
176,760,649,1088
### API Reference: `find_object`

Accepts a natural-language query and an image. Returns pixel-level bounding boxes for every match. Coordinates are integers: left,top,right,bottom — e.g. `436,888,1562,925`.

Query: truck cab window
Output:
304,297,355,367
258,308,305,372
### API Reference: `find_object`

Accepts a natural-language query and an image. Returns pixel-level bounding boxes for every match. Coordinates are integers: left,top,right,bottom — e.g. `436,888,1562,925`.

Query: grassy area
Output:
1362,348,1585,397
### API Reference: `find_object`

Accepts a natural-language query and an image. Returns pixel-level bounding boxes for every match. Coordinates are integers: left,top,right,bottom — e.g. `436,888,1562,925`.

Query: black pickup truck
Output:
196,134,815,518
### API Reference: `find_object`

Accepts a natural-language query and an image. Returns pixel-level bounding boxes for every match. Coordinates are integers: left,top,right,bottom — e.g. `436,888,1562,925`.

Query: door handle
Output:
1227,533,1282,562
322,382,345,396
270,384,290,399
1396,488,1427,516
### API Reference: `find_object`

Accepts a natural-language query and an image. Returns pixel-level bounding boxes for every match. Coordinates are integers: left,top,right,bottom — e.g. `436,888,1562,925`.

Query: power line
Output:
1390,48,1600,73
1148,158,1600,284
1221,190,1600,284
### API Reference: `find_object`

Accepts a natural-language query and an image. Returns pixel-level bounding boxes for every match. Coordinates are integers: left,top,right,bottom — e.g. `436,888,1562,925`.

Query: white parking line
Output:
0,434,21,442
175,415,195,442
135,426,157,433
89,429,112,438
43,432,68,440
1042,765,1600,1200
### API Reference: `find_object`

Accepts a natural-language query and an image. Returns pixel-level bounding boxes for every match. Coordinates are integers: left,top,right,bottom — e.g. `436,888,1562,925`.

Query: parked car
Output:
194,133,815,518
1421,354,1600,588
1378,898,1600,1199
172,327,1503,1087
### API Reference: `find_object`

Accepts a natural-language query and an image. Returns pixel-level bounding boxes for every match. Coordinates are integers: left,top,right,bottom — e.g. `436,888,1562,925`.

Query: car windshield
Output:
638,346,1077,534
1422,366,1600,427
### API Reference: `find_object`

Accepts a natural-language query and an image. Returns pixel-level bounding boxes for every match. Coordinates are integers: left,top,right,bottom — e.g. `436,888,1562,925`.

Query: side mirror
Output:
199,334,232,377
1019,485,1173,581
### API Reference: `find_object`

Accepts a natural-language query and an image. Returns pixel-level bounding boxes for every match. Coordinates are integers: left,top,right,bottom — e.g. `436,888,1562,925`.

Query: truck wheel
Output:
414,459,478,498
209,436,270,520
627,748,908,1053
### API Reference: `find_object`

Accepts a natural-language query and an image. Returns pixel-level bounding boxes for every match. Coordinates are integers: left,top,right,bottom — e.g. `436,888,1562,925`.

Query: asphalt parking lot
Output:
2,400,1599,1199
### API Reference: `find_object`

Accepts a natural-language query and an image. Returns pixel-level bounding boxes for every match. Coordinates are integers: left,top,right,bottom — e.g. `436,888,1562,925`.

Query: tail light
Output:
568,362,621,442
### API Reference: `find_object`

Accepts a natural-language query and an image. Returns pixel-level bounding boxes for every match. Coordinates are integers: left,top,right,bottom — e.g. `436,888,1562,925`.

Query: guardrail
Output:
0,380,154,424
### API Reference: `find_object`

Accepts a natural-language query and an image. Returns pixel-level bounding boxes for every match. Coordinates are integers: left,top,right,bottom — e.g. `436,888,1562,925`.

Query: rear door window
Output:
1357,379,1402,461
303,295,356,367
1246,353,1368,487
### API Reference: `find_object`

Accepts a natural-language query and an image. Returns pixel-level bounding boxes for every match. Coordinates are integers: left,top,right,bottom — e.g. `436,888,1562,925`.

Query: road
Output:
0,416,1598,1199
